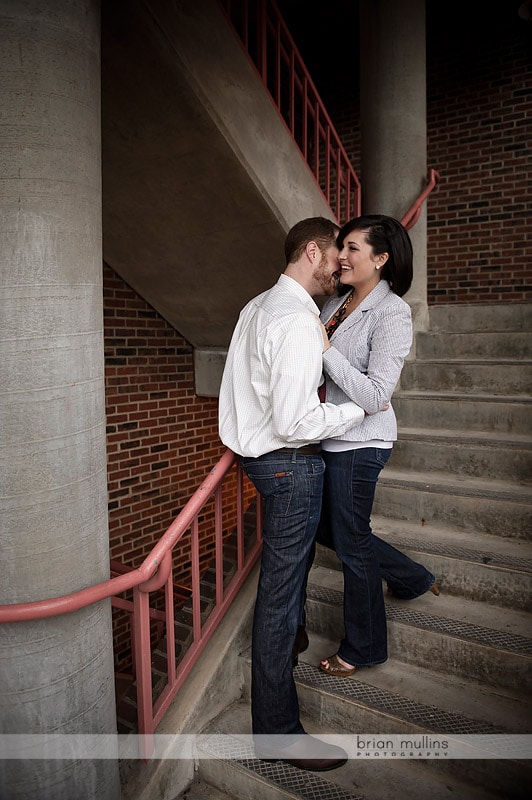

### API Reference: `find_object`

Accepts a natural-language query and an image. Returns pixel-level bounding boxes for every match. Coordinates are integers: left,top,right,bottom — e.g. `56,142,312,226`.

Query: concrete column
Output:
0,2,120,798
359,0,429,331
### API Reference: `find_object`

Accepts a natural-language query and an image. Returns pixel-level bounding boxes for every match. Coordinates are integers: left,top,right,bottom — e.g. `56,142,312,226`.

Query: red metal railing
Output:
218,0,362,223
401,168,441,230
0,449,262,755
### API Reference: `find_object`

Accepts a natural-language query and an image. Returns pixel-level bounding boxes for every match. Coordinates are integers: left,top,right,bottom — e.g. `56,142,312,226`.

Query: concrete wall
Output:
101,0,332,351
0,1,120,797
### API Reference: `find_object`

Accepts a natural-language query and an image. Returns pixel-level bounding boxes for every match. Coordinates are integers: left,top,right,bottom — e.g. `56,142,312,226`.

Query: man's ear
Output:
305,240,319,262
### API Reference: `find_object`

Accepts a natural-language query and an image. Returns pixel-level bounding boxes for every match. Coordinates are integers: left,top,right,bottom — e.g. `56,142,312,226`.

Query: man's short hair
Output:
284,216,340,265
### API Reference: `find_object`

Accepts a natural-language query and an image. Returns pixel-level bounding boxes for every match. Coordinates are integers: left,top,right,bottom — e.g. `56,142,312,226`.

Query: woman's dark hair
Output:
336,214,413,297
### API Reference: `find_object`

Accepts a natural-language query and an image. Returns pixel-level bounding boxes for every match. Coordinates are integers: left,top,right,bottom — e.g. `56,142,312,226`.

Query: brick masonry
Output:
425,5,531,304
104,264,228,669
311,2,531,305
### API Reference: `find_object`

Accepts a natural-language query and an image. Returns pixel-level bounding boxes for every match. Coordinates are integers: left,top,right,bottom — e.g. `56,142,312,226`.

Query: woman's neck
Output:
343,278,381,312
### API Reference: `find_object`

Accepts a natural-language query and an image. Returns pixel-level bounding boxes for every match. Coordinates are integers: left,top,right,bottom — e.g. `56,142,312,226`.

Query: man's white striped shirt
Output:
219,275,364,458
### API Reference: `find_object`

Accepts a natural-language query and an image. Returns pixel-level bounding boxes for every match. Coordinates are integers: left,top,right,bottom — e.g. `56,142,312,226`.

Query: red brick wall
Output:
304,4,531,305
425,9,531,304
104,264,227,669
104,264,225,559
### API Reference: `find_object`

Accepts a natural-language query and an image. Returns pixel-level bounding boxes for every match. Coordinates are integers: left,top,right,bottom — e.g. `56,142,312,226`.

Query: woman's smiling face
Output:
338,228,388,292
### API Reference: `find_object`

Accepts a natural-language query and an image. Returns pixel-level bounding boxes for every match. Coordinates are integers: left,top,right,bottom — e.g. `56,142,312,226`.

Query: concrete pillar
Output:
359,0,429,331
0,1,120,798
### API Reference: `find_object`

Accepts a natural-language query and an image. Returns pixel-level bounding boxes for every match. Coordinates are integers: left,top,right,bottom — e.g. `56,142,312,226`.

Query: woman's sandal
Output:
319,654,356,677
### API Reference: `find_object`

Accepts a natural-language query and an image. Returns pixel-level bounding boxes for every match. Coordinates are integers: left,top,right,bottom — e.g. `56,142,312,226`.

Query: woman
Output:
317,214,438,677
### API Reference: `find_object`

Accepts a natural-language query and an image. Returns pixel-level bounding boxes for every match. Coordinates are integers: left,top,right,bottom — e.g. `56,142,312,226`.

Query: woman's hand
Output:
365,403,390,416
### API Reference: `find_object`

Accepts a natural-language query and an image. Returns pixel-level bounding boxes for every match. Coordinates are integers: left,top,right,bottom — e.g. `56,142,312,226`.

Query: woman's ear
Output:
375,252,389,269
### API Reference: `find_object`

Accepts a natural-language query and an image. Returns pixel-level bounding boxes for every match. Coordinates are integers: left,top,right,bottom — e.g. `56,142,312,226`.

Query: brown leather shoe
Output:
292,625,309,667
282,755,347,771
256,734,347,772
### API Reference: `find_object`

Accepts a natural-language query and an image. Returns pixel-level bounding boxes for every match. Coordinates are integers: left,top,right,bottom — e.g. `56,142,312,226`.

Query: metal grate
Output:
377,535,532,572
199,733,365,800
307,584,532,656
295,664,504,735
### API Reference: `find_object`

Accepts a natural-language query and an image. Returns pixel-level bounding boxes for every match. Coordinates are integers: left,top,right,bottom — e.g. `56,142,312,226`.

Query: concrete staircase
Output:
177,304,532,800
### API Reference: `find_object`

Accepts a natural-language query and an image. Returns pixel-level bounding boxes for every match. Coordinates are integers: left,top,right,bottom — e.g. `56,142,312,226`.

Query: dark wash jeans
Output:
241,449,325,740
317,447,433,667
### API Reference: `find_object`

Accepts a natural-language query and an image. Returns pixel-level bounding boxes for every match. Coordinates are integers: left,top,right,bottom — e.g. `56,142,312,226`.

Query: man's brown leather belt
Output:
276,444,322,455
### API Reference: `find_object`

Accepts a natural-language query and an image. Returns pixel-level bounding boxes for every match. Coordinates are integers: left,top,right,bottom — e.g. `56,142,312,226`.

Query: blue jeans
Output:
378,538,435,599
317,447,433,667
241,450,325,737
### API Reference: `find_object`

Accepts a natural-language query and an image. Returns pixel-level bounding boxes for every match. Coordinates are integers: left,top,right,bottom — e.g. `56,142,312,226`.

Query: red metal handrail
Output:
218,0,362,223
0,449,263,754
401,168,441,230
219,2,440,229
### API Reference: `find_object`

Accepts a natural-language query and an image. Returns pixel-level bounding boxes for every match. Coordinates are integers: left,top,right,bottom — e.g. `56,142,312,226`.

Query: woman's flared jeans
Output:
318,447,433,667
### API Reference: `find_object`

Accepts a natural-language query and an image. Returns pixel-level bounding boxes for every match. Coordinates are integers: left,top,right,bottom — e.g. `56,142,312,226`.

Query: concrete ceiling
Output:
101,0,332,349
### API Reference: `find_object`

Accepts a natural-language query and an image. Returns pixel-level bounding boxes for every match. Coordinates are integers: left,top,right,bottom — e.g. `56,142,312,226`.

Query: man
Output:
219,217,364,771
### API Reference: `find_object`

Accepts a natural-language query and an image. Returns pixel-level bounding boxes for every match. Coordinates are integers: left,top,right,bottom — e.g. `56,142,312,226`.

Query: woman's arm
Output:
322,305,412,414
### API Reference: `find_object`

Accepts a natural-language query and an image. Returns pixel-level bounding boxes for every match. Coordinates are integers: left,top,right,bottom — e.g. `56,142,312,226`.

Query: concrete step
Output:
415,331,531,360
196,697,529,800
314,518,532,611
172,778,232,800
391,427,532,482
373,467,532,539
292,635,531,736
306,564,532,692
293,646,531,798
392,391,532,435
428,303,532,333
401,359,532,395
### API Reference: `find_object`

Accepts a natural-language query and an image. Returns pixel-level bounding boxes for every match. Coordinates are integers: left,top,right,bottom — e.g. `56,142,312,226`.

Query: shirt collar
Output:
358,279,391,310
278,273,320,315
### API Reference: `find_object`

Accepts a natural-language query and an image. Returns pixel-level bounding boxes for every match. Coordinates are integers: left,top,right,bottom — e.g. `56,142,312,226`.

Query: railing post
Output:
258,0,267,82
132,584,155,758
215,484,224,606
302,76,308,161
314,104,320,178
191,519,202,642
236,460,244,571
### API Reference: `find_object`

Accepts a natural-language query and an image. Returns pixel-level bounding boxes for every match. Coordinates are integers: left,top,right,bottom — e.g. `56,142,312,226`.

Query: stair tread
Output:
198,702,524,800
173,778,231,800
379,466,532,496
405,357,532,365
369,516,532,572
308,565,532,654
397,427,532,448
428,304,532,333
295,632,530,733
429,328,532,335
394,389,532,402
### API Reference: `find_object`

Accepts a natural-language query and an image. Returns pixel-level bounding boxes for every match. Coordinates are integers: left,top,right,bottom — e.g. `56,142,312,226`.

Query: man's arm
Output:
269,317,364,443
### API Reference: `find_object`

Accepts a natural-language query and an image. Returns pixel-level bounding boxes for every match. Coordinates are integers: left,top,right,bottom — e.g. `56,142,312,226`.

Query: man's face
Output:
312,244,341,295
